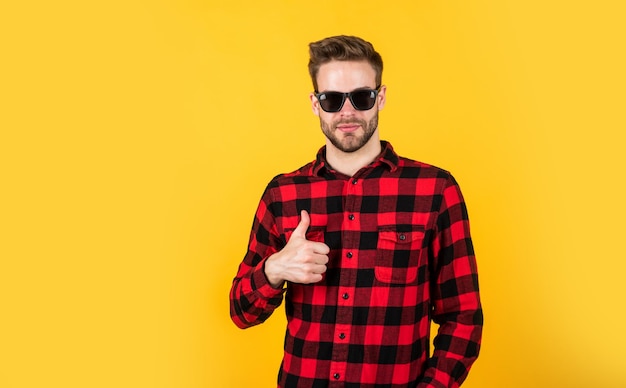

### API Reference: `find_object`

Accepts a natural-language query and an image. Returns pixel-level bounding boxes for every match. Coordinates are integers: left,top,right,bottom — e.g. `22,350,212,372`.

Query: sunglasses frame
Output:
315,85,382,113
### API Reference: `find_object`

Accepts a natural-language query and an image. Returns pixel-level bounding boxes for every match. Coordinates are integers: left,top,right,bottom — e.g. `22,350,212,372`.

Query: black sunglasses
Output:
315,86,381,113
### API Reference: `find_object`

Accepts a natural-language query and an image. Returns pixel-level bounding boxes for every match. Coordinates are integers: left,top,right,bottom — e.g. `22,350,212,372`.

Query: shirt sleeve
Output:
229,183,286,329
418,173,483,388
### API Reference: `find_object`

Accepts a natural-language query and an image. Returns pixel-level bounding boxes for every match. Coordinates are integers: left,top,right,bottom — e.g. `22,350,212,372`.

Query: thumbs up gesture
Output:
264,210,330,288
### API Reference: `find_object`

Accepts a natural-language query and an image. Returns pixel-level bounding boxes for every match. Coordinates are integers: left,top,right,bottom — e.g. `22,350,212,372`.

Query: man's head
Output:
308,35,383,93
308,36,386,154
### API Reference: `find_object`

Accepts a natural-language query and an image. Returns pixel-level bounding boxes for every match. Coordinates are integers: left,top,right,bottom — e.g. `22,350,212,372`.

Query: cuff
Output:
251,258,285,299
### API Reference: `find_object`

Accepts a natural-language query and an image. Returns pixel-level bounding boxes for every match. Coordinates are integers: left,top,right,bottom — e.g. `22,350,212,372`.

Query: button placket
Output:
329,176,360,386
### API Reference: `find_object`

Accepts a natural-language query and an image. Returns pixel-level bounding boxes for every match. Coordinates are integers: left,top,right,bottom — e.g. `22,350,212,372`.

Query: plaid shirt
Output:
230,141,482,388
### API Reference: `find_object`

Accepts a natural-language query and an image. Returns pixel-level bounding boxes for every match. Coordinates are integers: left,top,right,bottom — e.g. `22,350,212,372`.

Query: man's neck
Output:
325,136,382,177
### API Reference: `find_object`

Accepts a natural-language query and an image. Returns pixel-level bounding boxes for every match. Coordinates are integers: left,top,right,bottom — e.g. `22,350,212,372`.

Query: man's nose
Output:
339,97,357,115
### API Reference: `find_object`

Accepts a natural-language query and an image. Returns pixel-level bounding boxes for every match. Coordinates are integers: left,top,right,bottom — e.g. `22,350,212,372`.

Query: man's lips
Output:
336,124,360,133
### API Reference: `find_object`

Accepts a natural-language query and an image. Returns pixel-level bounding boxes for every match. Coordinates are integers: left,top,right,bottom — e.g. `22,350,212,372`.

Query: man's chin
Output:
333,138,364,153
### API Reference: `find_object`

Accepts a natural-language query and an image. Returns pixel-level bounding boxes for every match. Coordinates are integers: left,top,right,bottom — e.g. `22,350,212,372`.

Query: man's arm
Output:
229,186,285,329
229,186,330,329
418,173,483,388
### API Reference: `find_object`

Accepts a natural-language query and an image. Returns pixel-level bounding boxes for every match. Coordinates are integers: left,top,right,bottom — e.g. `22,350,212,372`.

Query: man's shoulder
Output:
266,160,317,188
395,155,452,179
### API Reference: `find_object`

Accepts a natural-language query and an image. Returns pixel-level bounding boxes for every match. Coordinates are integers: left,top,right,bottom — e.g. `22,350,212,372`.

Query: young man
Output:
230,35,482,388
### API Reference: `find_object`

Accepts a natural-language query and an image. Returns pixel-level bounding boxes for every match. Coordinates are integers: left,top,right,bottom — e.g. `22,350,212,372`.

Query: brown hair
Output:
308,35,383,92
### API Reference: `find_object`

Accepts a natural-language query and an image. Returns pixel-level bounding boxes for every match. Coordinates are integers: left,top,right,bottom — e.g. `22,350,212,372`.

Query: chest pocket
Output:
284,227,325,244
375,226,425,284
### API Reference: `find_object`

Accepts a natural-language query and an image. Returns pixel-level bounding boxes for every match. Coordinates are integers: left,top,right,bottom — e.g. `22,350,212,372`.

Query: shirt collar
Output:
311,141,399,176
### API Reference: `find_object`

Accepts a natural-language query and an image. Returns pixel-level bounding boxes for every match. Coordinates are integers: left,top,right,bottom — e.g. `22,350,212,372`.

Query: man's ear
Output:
310,92,321,116
377,85,387,111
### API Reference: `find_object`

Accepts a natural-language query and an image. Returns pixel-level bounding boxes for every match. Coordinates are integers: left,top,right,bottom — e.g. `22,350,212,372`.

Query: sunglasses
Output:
315,86,381,113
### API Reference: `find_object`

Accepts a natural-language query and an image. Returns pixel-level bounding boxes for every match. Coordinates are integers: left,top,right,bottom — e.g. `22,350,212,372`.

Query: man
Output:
230,35,482,388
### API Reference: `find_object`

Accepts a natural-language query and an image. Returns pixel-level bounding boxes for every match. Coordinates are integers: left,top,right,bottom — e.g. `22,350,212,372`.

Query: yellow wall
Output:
1,1,625,387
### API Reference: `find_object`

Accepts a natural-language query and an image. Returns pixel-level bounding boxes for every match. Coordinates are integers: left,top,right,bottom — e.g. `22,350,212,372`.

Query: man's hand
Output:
264,210,330,288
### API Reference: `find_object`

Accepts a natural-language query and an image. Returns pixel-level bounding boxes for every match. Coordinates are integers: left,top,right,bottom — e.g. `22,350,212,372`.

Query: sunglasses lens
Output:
319,92,345,112
351,90,376,110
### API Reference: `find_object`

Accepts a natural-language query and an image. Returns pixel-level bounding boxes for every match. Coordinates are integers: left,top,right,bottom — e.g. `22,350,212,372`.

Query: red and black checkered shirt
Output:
230,141,482,388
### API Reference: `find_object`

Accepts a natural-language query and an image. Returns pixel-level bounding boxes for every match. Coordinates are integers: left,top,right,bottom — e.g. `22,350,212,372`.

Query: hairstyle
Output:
308,35,383,92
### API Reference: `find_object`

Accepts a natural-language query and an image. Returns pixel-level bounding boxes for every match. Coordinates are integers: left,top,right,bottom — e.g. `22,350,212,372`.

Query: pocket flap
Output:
284,227,325,243
378,226,425,244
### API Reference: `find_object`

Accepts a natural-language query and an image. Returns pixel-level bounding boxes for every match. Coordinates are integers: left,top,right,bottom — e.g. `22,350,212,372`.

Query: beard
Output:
320,111,379,153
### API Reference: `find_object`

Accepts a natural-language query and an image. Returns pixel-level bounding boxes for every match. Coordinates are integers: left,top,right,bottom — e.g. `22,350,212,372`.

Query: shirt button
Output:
346,252,353,258
399,233,406,241
333,373,340,380
348,214,355,221
342,293,349,300
352,179,358,185
339,333,345,339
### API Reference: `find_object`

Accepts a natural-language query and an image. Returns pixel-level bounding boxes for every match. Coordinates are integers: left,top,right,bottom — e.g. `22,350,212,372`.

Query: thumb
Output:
291,210,310,238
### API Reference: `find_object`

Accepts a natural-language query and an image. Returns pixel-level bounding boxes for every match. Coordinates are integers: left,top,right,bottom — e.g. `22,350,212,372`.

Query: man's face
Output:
310,60,386,153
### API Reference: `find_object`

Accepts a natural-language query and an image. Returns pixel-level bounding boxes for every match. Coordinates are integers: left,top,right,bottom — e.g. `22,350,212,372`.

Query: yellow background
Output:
1,1,625,387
